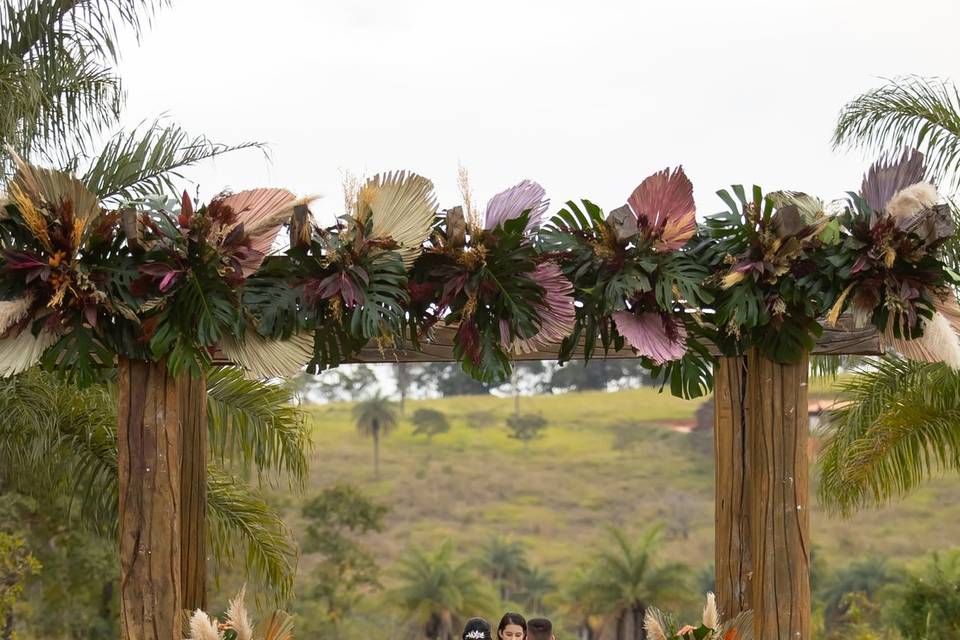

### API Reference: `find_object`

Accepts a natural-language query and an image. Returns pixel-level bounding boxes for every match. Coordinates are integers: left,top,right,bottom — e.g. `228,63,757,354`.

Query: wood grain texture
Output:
342,319,880,364
748,349,811,640
178,371,207,611
118,358,181,640
714,356,753,620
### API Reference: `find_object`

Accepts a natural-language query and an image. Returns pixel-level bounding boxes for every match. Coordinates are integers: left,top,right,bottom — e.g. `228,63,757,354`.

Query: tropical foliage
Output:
819,76,960,513
2,151,958,397
0,367,305,603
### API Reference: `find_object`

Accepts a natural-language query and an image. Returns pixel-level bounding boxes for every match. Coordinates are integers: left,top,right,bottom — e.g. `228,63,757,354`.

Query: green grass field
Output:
276,383,960,587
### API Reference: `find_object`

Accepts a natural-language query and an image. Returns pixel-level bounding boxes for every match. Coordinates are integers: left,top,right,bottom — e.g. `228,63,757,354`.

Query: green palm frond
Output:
0,0,167,175
833,76,960,190
207,466,298,607
205,366,308,486
818,356,960,514
82,120,267,202
0,369,302,601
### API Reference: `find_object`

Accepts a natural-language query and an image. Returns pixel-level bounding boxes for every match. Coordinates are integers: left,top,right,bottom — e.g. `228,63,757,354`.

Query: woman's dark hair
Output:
497,612,527,637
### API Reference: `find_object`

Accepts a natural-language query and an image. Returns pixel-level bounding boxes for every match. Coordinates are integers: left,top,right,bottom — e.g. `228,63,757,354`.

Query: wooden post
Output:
714,356,752,619
747,349,811,640
118,357,181,640
178,371,208,611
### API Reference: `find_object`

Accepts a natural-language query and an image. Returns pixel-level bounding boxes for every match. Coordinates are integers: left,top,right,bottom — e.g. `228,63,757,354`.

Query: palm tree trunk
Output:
398,363,408,416
117,357,181,640
3,611,14,640
440,610,454,640
634,605,646,640
373,425,381,480
178,371,207,611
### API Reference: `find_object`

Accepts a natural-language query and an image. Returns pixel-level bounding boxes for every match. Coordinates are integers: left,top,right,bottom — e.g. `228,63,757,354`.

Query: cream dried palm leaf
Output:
643,607,669,640
0,329,57,378
356,171,436,268
218,331,313,379
187,610,223,640
702,592,719,629
225,586,254,640
0,296,33,335
256,611,295,640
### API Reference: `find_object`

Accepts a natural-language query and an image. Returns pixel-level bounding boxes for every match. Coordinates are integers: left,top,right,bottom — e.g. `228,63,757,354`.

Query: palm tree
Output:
819,77,960,513
1,1,259,191
353,390,398,479
576,526,690,640
0,366,306,605
476,535,530,602
517,565,555,615
389,541,495,640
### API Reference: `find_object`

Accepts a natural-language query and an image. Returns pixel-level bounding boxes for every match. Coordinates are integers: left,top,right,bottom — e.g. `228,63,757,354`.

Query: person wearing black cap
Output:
463,617,493,640
527,618,554,640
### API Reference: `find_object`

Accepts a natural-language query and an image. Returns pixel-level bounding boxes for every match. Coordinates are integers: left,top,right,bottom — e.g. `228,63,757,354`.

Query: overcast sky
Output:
117,0,960,224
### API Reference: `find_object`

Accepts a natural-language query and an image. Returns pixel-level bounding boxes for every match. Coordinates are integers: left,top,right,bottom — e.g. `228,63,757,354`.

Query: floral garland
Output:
0,149,957,397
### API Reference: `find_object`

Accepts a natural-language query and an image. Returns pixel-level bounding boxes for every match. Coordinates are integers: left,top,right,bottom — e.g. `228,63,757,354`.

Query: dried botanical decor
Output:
644,593,753,640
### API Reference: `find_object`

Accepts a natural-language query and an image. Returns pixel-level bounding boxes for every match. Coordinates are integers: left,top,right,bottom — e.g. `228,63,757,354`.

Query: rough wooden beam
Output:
118,358,181,640
346,319,881,364
714,356,753,619
178,371,208,612
748,349,811,640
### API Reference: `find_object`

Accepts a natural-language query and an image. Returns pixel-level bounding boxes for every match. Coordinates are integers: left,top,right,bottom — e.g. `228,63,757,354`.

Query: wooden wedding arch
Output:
117,207,882,640
345,320,881,639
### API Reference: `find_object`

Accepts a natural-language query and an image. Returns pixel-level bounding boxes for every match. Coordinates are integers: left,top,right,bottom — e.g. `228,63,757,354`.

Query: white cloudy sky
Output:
117,0,959,223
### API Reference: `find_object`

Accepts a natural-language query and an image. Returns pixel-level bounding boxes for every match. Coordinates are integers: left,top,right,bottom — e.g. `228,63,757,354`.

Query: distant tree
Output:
465,410,497,430
545,360,651,393
389,541,495,640
0,531,39,631
300,485,387,628
314,365,379,402
477,536,530,602
411,408,450,441
407,363,492,397
352,391,399,479
575,526,690,640
818,556,901,629
518,565,555,615
506,413,548,447
888,551,960,640
396,363,410,415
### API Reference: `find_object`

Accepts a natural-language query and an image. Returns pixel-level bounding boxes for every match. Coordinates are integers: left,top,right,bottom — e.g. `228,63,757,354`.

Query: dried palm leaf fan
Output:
355,170,436,268
643,593,754,640
184,586,293,640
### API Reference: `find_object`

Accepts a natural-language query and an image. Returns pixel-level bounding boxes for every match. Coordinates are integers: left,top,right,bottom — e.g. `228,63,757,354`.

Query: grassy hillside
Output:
278,384,960,588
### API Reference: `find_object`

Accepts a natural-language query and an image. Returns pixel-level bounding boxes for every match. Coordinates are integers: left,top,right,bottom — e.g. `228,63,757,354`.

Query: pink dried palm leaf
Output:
483,180,548,234
627,166,696,251
613,311,687,364
502,262,575,353
860,148,925,213
222,188,297,276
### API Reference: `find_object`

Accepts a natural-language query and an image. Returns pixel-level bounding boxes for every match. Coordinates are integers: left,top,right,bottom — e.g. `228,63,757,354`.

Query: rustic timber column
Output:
747,349,811,640
118,357,181,640
713,356,752,619
178,371,207,611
